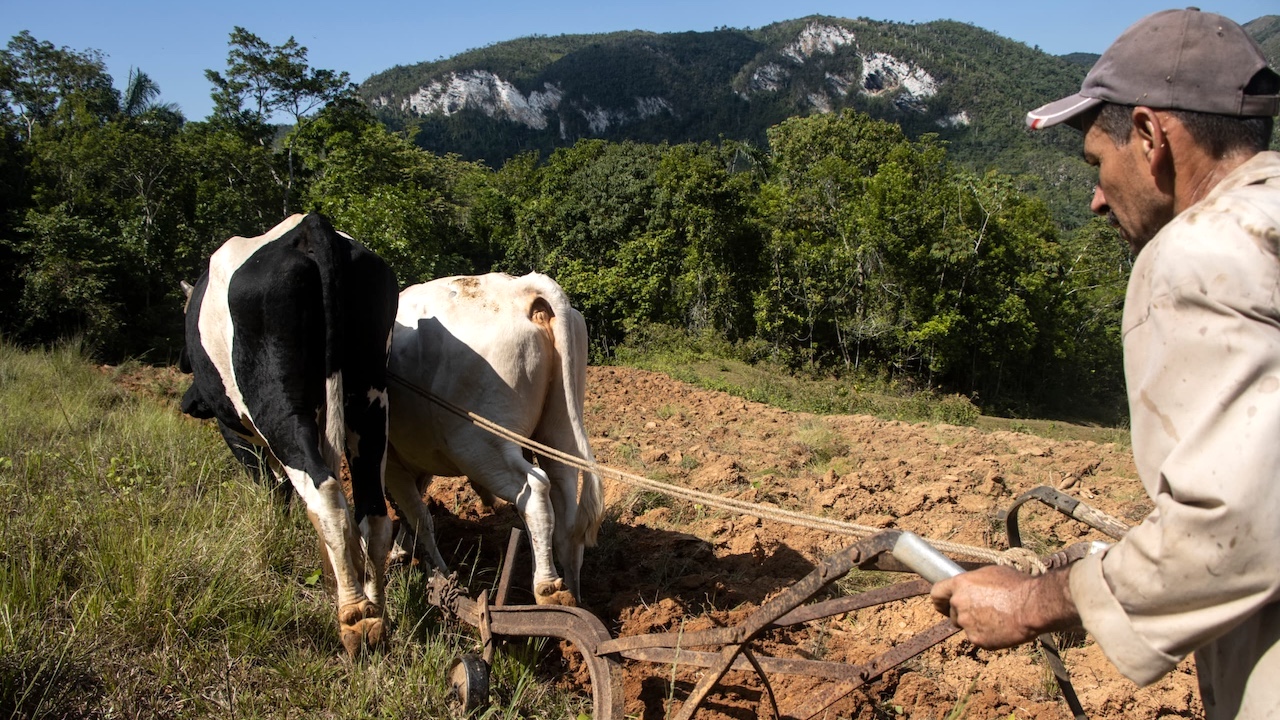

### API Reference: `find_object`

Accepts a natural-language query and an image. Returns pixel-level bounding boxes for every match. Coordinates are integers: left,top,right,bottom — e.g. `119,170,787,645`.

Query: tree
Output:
298,103,481,284
507,140,671,347
0,32,186,356
651,141,762,339
0,31,119,140
177,120,283,259
755,110,941,367
120,67,181,121
205,27,354,213
121,67,161,118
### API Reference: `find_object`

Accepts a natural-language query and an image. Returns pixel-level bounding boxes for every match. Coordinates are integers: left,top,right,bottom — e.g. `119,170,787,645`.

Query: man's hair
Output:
1093,69,1277,156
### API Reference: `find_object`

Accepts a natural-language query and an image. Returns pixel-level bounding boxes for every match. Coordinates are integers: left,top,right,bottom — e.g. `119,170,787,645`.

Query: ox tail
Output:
301,213,348,476
322,374,345,478
546,288,603,548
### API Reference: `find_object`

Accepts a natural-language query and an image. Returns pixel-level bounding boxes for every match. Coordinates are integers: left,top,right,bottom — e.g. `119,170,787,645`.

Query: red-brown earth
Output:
419,366,1199,720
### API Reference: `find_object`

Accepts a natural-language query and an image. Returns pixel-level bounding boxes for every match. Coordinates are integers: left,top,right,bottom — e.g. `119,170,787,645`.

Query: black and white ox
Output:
385,272,603,606
179,213,398,655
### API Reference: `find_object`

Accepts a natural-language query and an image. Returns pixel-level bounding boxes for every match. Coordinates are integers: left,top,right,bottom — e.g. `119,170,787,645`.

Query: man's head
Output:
1028,8,1278,131
1026,8,1279,252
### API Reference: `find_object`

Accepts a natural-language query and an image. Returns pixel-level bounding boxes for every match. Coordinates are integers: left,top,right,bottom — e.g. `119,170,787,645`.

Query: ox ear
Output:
180,280,194,299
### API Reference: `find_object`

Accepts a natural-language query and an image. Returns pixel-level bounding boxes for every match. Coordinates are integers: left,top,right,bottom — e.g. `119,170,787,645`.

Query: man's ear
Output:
1131,106,1169,173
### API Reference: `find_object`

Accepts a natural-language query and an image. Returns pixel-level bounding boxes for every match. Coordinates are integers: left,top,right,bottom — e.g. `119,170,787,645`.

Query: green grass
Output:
791,419,851,467
0,341,587,719
614,326,1128,446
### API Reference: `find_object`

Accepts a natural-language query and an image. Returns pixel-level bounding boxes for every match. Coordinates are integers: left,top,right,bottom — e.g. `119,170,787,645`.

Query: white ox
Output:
385,272,603,606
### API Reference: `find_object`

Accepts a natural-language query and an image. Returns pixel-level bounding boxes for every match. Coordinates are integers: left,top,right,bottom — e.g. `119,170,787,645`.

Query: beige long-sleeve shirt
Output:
1070,151,1280,719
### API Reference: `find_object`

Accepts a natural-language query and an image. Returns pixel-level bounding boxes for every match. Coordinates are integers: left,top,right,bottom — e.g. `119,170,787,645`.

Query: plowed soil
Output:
422,366,1200,720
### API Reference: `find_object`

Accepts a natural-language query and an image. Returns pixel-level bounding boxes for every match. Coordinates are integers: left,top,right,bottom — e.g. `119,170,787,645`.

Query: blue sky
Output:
3,0,1274,121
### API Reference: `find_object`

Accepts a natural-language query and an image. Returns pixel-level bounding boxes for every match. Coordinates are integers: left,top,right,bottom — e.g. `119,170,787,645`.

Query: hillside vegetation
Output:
365,14,1280,225
4,16,1274,419
1247,15,1280,64
363,16,1103,227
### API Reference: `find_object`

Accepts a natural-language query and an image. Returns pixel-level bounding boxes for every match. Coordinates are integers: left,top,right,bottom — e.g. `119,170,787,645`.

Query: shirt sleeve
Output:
1069,199,1280,686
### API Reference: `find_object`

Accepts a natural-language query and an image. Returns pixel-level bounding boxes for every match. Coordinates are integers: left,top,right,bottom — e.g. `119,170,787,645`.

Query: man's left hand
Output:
930,565,1079,649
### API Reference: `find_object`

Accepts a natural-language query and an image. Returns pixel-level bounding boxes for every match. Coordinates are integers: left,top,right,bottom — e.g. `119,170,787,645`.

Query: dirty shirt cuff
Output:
1069,550,1182,686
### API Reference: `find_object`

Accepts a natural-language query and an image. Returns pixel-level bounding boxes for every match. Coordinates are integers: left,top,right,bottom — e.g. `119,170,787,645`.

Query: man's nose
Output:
1090,185,1109,216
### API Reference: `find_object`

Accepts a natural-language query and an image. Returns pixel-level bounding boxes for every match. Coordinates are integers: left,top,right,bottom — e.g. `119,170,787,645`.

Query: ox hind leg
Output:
384,450,449,573
341,382,393,639
333,255,397,654
458,447,576,607
262,417,386,655
538,455,585,603
522,464,577,606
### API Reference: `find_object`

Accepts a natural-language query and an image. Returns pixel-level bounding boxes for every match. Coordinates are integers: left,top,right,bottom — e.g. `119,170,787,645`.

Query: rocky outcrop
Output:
858,52,938,110
781,22,857,62
747,63,788,93
741,22,942,114
391,20,953,132
401,70,564,130
575,96,674,135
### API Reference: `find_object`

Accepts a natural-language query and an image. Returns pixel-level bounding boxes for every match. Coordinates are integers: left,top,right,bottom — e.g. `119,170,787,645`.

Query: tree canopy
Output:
0,29,1131,421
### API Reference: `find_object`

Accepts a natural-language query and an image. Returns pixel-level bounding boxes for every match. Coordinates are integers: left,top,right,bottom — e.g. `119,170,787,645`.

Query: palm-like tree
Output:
121,68,180,117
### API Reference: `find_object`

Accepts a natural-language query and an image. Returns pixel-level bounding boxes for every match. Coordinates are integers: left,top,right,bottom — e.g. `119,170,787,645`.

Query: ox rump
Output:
178,213,398,655
386,272,603,607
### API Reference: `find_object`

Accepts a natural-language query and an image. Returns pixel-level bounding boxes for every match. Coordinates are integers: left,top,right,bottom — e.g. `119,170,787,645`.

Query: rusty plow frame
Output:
425,484,1129,720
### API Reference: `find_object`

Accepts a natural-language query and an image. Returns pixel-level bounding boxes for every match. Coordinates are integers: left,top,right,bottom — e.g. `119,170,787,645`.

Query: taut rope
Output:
388,371,1009,564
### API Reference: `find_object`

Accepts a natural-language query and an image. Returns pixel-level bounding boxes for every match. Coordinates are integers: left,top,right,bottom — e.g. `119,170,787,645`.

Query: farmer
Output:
929,8,1280,719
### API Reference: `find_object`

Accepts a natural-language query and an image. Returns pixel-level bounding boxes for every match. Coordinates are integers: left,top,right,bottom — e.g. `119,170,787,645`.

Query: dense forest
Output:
2,26,1141,421
363,17,1105,228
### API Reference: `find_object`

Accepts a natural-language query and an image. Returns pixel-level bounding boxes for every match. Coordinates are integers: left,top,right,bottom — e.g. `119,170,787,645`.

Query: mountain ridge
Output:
360,14,1279,227
361,16,1085,157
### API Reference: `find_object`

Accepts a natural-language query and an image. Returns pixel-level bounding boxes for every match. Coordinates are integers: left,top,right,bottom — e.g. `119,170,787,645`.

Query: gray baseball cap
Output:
1027,7,1280,130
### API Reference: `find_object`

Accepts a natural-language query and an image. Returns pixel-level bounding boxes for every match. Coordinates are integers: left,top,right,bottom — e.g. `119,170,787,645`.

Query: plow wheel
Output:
448,653,490,714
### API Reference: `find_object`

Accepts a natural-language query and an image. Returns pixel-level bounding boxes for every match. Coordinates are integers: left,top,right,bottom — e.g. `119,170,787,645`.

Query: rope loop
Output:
997,547,1049,576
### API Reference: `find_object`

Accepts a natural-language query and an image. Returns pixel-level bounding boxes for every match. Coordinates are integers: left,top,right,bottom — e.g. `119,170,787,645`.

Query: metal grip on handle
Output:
891,531,965,583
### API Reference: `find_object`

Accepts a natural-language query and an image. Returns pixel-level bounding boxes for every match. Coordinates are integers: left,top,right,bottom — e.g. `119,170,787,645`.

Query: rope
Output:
388,372,1008,564
997,547,1049,575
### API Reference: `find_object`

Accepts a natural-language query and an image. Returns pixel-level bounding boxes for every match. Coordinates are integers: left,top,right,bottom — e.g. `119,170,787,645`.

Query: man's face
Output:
1081,115,1173,254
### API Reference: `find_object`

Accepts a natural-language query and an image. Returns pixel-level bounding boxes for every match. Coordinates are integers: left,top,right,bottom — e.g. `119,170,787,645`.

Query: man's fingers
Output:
929,578,955,617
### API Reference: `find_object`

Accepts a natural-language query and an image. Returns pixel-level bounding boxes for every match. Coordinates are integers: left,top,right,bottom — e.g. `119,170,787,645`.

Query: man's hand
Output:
930,565,1080,649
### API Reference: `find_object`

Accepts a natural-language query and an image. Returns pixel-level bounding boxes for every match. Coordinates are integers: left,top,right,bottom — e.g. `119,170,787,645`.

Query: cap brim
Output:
1026,94,1103,130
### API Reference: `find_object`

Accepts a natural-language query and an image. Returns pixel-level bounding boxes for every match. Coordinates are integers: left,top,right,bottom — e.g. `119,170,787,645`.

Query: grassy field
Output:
0,342,587,720
0,340,1129,719
616,333,1130,447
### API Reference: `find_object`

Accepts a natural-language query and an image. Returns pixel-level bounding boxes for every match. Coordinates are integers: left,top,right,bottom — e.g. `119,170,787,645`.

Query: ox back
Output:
180,213,398,654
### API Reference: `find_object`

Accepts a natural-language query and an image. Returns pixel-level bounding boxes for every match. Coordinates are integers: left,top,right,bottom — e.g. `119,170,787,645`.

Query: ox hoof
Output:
533,579,578,607
338,601,387,656
340,617,388,657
